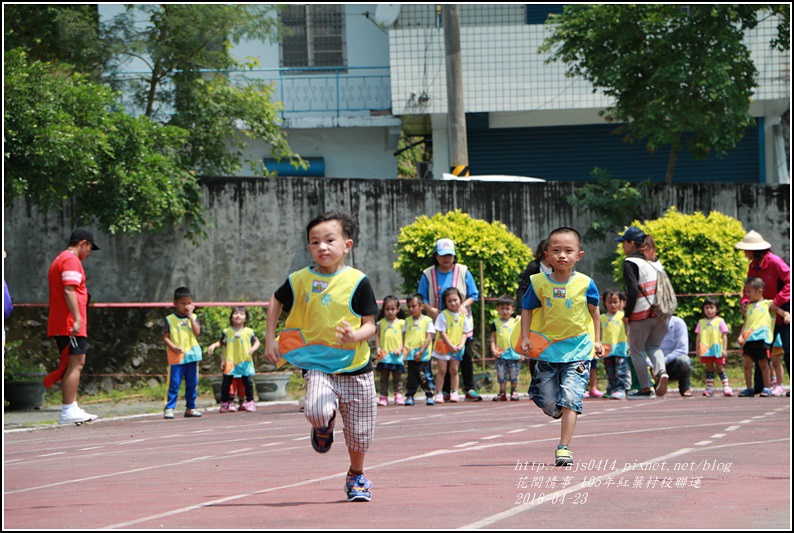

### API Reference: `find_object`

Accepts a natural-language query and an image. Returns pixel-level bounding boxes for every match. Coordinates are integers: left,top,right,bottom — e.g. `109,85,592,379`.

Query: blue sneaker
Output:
404,396,414,406
555,444,573,467
345,473,373,502
426,395,435,405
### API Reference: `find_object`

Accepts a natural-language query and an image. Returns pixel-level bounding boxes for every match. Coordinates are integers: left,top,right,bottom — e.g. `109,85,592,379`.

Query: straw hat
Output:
735,230,772,251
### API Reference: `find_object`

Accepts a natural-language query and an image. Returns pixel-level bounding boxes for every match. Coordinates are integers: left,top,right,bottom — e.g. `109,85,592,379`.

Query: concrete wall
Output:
4,179,789,306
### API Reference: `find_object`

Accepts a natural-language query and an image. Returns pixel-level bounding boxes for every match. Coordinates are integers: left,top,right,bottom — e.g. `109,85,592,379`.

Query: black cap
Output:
69,228,100,250
614,226,646,244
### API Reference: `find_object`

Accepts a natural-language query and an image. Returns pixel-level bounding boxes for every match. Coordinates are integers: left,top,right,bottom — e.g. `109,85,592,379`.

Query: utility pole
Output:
443,4,469,177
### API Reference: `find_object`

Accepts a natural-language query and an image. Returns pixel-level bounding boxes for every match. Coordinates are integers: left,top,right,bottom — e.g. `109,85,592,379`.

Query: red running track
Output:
3,395,790,529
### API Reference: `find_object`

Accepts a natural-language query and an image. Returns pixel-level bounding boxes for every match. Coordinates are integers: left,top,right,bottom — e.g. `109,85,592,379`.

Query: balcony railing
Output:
231,66,392,119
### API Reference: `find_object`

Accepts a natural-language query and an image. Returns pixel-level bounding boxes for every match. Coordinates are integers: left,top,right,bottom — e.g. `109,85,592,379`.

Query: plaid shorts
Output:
304,369,377,453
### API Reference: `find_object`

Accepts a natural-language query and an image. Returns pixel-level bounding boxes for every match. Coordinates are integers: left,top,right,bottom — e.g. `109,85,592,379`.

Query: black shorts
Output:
54,336,88,356
742,340,770,362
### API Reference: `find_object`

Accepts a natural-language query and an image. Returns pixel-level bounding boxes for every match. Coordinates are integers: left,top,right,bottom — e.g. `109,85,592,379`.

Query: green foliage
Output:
611,207,749,336
103,4,304,177
3,340,46,380
4,48,204,237
541,5,786,183
393,210,532,301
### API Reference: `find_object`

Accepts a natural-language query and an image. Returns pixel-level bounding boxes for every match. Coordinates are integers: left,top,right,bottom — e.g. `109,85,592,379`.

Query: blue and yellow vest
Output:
600,311,628,358
434,309,466,358
378,318,405,366
404,315,433,362
221,326,256,377
740,300,774,345
165,313,202,365
278,266,371,374
493,317,521,360
511,272,595,363
697,317,727,358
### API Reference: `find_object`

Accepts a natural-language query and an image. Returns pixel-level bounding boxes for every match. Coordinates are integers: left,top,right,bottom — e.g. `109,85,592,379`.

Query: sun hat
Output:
614,226,646,244
734,230,771,251
435,238,456,256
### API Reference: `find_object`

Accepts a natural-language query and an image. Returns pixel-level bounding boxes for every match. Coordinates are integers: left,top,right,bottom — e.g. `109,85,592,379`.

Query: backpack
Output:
641,261,678,319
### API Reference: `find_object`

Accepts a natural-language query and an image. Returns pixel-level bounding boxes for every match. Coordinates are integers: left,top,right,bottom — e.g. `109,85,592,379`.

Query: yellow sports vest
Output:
404,315,433,362
165,313,202,365
600,311,628,358
434,309,467,357
278,266,371,373
493,317,521,360
378,318,405,366
697,318,727,358
511,272,595,363
221,326,256,377
740,300,774,345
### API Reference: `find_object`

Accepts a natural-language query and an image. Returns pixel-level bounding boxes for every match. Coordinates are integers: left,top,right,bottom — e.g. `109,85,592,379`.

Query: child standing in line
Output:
519,227,603,466
403,293,436,406
375,295,406,406
695,297,732,397
737,277,790,397
264,211,379,503
600,288,630,400
490,295,522,401
208,306,261,412
162,287,203,419
432,287,472,404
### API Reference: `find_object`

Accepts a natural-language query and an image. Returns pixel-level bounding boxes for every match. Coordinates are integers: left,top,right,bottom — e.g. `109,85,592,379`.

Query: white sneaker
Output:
59,406,98,425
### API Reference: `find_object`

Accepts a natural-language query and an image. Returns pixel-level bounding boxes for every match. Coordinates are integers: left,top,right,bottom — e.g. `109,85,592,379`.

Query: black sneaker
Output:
628,389,656,398
311,412,336,453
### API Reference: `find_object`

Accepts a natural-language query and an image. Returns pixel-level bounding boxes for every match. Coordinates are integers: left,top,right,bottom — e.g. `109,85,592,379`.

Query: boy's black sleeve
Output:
352,277,379,317
273,279,294,313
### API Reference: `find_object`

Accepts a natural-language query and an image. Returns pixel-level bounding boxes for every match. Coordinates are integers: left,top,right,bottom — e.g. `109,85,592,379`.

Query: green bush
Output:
611,207,749,338
393,210,532,325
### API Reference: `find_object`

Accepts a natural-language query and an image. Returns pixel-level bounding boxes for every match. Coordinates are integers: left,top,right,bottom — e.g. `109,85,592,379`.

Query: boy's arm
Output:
520,309,532,354
490,330,500,357
336,315,376,344
588,303,604,357
769,302,791,324
162,331,182,353
250,334,261,355
264,294,284,364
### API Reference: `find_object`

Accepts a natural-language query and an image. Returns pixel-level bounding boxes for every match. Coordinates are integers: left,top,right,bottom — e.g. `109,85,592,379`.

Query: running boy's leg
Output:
305,370,339,431
336,372,377,464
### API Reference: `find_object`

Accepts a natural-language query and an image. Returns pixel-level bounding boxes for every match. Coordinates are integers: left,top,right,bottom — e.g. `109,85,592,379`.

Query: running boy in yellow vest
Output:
517,227,603,466
162,287,203,419
265,211,379,502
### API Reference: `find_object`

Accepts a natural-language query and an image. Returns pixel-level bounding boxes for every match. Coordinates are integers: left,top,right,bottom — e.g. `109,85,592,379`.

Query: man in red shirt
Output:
46,228,100,424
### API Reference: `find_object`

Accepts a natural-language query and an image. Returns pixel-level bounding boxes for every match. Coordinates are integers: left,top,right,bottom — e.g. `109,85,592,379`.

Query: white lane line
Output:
481,435,502,440
228,448,254,454
724,426,741,432
507,429,527,434
694,441,712,446
453,441,480,448
38,452,66,457
739,419,753,424
380,420,402,426
79,447,103,451
710,434,726,439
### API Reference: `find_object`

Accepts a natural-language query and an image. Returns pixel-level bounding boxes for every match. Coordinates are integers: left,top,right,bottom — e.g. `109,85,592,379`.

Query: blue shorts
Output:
528,360,589,417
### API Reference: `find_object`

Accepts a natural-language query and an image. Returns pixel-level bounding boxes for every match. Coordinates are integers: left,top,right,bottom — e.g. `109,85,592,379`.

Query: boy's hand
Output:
520,337,532,355
336,320,356,344
186,304,195,315
264,341,281,363
593,342,605,358
783,312,791,325
207,342,220,354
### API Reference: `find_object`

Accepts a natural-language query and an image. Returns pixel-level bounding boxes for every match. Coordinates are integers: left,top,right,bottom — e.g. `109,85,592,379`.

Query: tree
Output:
4,49,203,237
103,4,304,176
541,5,788,184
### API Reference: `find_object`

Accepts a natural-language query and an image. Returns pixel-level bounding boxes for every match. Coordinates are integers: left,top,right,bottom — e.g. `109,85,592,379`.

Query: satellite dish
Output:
374,4,401,29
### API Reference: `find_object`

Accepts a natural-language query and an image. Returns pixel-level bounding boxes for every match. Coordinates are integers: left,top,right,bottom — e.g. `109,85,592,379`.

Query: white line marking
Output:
724,426,741,432
710,434,726,439
227,448,253,454
116,439,147,446
380,420,402,426
79,447,103,451
507,429,527,434
260,442,281,447
694,441,712,446
481,435,502,440
38,452,66,457
739,419,753,424
453,441,479,448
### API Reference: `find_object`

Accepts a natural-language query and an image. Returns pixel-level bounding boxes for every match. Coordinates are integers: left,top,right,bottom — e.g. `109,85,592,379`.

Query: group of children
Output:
159,212,789,504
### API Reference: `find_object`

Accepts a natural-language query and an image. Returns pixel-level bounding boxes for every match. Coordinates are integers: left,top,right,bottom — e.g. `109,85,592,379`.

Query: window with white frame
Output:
280,5,346,69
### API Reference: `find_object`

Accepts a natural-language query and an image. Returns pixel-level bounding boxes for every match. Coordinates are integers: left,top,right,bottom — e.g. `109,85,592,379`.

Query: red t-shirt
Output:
47,250,88,337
